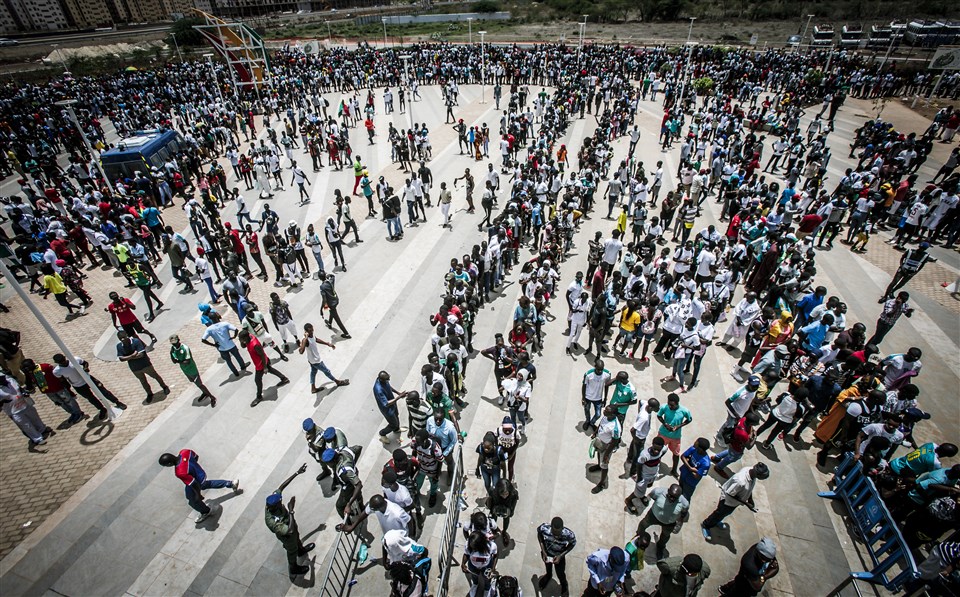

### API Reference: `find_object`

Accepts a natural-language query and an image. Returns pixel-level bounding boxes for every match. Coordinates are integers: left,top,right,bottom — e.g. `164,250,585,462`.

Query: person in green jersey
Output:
170,335,216,406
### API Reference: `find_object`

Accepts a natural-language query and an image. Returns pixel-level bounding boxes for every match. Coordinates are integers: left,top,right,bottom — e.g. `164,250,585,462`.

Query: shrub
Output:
472,0,501,12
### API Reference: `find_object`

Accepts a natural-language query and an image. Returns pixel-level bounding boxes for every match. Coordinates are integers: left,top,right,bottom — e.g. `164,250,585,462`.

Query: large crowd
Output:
1,38,959,597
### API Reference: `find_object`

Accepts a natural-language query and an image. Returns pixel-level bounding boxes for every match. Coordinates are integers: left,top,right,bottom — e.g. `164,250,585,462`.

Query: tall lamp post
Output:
577,15,588,66
169,32,183,63
478,31,487,104
382,17,388,48
682,18,696,104
467,17,473,44
203,53,223,102
798,14,814,54
400,54,414,129
326,21,332,42
51,43,69,73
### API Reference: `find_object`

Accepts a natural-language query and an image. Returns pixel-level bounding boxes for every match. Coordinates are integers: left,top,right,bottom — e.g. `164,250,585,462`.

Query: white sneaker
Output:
195,511,212,524
233,479,241,493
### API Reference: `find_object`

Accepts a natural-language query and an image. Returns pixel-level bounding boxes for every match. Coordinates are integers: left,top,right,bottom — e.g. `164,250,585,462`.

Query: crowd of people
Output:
1,36,958,597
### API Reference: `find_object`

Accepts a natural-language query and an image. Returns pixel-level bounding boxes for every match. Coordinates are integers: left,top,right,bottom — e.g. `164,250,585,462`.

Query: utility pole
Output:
798,14,814,54
478,31,487,103
326,21,331,42
382,17,388,48
467,17,473,44
400,54,414,129
577,15,588,66
878,34,896,70
169,32,183,63
51,43,69,73
203,53,223,102
682,17,697,104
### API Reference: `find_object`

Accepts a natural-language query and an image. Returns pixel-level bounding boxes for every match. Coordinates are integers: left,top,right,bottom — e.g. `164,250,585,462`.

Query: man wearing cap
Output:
323,444,364,520
265,463,313,576
637,483,690,559
719,537,779,596
701,463,769,539
537,516,577,596
169,335,216,406
584,545,629,597
303,420,347,485
656,553,711,597
159,449,240,524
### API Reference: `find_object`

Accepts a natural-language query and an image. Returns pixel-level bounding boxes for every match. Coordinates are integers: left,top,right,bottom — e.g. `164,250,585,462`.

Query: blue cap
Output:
323,427,336,441
747,375,761,386
321,448,337,463
919,241,930,249
265,493,282,506
302,418,315,431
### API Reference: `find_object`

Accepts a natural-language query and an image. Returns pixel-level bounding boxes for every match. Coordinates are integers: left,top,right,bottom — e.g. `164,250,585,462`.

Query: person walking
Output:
51,353,127,419
116,331,169,403
40,264,84,315
868,291,914,346
200,312,248,377
319,272,351,339
106,291,157,343
636,483,690,559
239,330,290,407
299,323,350,393
169,335,217,406
265,463,314,576
718,537,780,596
374,371,407,443
536,516,577,596
126,261,164,322
158,448,240,523
701,462,770,540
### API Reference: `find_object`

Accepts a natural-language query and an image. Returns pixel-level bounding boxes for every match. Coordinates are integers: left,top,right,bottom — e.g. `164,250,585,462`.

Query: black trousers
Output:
326,305,349,335
543,554,568,590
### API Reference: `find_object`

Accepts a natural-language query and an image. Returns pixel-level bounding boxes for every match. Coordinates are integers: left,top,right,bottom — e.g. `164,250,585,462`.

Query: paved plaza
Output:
1,69,959,597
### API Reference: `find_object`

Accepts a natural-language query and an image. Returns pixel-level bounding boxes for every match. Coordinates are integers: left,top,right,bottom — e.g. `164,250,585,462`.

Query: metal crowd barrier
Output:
819,453,919,594
317,516,362,597
436,442,466,597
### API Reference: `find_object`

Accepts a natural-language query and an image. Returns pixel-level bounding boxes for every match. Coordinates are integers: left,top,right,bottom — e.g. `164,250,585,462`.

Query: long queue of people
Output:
0,37,958,597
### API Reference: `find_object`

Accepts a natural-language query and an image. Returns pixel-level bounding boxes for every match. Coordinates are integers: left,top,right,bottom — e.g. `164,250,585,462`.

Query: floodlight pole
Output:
478,31,487,103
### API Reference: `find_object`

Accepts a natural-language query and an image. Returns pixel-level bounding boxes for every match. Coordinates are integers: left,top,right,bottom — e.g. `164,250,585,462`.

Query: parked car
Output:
0,38,19,46
786,35,801,47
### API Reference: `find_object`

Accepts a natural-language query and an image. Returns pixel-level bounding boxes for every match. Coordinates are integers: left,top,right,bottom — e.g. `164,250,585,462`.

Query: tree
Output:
171,17,205,47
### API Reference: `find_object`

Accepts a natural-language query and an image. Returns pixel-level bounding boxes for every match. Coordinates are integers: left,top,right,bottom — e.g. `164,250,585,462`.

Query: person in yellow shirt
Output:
612,300,643,356
40,264,85,315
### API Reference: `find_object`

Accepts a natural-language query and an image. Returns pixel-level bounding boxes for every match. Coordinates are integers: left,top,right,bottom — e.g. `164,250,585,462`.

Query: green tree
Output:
171,17,205,47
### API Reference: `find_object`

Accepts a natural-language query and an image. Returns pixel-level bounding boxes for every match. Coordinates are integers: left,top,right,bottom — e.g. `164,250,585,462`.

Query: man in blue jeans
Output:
581,358,613,431
200,312,248,376
298,323,349,393
159,449,240,523
374,371,407,443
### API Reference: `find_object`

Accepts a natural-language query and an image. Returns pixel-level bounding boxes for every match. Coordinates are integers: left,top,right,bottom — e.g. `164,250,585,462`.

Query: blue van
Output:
100,129,183,180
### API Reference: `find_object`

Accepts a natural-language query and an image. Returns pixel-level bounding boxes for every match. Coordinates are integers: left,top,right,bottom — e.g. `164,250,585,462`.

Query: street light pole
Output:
467,17,473,44
326,21,332,42
478,31,487,104
169,32,183,63
203,53,223,102
682,17,696,104
51,43,69,73
577,15,587,66
400,54,414,129
382,18,388,48
798,14,814,54
878,34,896,69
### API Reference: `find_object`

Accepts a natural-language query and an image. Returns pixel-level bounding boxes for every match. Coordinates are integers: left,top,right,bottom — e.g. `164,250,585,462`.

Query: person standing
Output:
265,464,314,576
881,244,937,301
589,404,622,494
678,437,712,502
374,371,407,443
116,331,169,403
126,261,164,322
656,393,694,477
718,537,780,596
200,312,248,377
268,292,300,350
158,449,240,523
581,358,613,431
584,545,629,597
655,554,711,597
536,516,577,596
319,272,351,339
239,330,290,407
299,323,349,393
438,182,453,229
701,463,769,539
1,373,53,446
636,483,690,559
169,335,217,406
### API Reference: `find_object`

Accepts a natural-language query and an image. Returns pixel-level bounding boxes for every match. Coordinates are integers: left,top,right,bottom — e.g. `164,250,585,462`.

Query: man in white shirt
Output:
601,230,624,275
855,415,905,458
701,462,769,538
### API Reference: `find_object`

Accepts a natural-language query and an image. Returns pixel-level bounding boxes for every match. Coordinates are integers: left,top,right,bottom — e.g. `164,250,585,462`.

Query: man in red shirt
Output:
159,449,240,523
223,222,253,278
106,291,157,343
239,330,289,407
711,411,760,478
796,212,824,241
